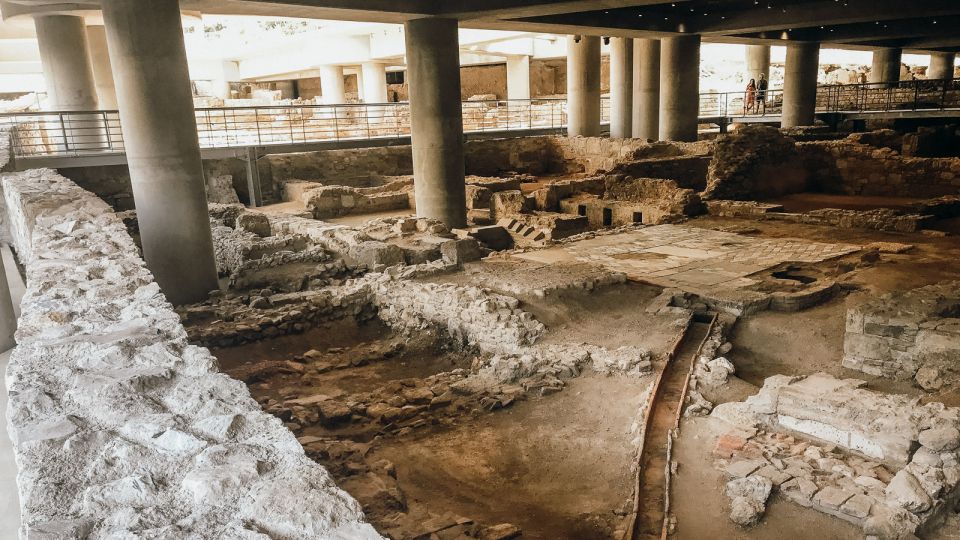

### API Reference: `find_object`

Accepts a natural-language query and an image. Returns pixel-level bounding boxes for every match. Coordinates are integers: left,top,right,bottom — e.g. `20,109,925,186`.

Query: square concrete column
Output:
609,37,633,139
506,55,531,100
928,53,956,80
33,14,98,111
659,35,700,142
745,44,771,83
632,38,660,141
870,48,902,86
85,24,117,109
319,65,346,104
782,42,820,128
101,0,218,305
404,17,467,229
566,35,601,137
361,62,389,103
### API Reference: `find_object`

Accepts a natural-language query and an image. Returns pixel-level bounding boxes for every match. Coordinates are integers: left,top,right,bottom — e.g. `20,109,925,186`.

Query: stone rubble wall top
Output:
1,168,381,539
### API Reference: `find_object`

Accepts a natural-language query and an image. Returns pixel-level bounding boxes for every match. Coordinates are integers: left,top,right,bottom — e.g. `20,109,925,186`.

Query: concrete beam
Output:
566,34,601,137
101,0,218,305
659,34,698,142
405,17,467,228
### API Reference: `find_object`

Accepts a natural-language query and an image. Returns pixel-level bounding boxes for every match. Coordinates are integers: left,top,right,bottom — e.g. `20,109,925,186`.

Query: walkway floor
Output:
1,245,25,540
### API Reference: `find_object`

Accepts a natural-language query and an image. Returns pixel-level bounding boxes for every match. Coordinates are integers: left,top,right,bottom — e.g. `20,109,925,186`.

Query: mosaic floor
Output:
514,225,861,292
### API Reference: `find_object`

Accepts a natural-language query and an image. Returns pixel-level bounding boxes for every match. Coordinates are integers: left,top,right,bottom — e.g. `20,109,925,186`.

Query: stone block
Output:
468,226,514,251
491,190,530,221
440,238,482,265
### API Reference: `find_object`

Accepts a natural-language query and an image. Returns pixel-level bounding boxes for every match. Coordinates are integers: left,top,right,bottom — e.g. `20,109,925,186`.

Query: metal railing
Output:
700,77,960,120
3,77,959,159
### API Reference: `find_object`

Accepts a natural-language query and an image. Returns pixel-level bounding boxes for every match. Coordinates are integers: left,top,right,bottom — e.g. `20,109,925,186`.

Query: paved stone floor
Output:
515,225,861,292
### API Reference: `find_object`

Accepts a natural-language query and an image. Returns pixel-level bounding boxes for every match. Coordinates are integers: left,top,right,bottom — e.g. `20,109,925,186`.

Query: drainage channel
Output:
625,313,715,540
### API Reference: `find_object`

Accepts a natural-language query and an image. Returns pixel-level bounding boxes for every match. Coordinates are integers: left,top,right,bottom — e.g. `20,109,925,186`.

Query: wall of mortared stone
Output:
800,141,960,198
0,168,381,539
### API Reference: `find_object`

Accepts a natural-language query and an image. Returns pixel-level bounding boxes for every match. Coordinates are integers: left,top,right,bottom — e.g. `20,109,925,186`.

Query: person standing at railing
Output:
756,73,768,114
745,79,756,114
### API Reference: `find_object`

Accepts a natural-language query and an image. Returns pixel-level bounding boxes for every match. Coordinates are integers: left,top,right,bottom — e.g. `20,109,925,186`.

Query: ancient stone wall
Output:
843,282,960,389
0,169,381,539
801,141,960,198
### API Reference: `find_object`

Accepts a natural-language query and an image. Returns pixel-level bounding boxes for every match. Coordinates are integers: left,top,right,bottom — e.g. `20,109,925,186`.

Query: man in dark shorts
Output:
756,73,768,114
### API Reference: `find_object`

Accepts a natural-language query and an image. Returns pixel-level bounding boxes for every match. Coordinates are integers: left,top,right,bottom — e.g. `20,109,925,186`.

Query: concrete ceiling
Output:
3,0,959,52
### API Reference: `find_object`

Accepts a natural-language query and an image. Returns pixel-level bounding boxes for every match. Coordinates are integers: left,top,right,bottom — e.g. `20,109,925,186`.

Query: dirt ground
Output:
373,373,652,540
690,215,960,408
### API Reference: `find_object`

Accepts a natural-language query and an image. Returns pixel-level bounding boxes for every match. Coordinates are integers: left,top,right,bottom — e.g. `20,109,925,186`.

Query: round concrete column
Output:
632,38,660,141
609,37,633,139
0,247,17,352
745,44,771,82
319,65,346,104
506,55,531,100
85,24,118,109
101,0,218,305
566,35,601,137
404,17,467,229
928,52,956,80
33,14,98,111
782,42,820,128
870,48,902,85
361,62,388,103
659,35,700,142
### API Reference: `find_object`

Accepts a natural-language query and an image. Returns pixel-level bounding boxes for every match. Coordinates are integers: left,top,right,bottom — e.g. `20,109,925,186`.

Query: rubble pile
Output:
712,373,960,537
684,313,739,417
0,169,380,538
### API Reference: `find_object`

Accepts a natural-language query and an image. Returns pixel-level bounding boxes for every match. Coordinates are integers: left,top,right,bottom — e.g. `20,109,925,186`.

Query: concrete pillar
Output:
870,48,902,85
85,25,117,109
632,38,660,141
101,0,218,305
0,247,16,352
33,15,98,111
319,65,346,104
361,62,388,103
659,35,700,142
506,55,531,100
782,42,820,128
210,61,239,100
609,37,633,139
928,52,956,80
404,17,467,229
745,44,771,83
566,35,601,137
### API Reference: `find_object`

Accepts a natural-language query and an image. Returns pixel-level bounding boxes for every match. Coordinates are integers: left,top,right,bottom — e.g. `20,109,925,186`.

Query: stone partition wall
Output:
1,169,381,538
801,141,960,198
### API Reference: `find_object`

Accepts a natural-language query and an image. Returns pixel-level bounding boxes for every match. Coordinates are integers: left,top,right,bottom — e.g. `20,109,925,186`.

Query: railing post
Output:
254,107,262,146
941,79,949,110
102,111,112,151
245,146,263,208
333,104,340,142
58,113,69,153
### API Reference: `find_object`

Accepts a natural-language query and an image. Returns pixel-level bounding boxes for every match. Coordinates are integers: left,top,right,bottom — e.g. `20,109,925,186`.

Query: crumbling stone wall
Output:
703,125,810,200
843,282,960,389
0,169,380,539
801,140,960,198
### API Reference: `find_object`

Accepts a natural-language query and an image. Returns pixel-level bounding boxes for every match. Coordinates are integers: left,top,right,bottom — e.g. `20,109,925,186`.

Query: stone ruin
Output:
713,372,960,538
843,281,960,391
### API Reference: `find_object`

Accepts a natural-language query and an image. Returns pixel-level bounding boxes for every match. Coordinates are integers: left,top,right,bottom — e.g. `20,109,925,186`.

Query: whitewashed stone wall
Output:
1,169,381,539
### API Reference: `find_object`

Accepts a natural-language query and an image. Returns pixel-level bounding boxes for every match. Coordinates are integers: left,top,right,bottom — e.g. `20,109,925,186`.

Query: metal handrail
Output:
3,77,958,159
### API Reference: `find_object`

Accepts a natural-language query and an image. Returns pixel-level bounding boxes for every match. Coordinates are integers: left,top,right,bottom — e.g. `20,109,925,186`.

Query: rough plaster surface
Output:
1,169,380,539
